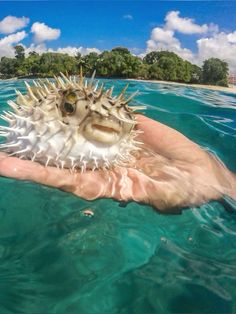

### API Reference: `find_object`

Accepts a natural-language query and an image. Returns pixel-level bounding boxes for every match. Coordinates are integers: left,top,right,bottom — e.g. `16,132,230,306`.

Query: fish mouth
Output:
92,121,121,134
83,118,122,144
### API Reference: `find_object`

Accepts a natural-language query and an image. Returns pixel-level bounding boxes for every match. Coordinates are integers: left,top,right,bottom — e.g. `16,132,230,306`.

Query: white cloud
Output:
165,11,210,34
31,22,61,43
0,31,27,58
24,43,47,55
0,11,235,73
196,32,236,72
0,31,27,46
123,14,133,20
0,16,29,34
52,46,101,56
0,18,100,61
144,11,236,72
24,44,101,56
146,27,194,62
227,31,236,43
149,27,177,45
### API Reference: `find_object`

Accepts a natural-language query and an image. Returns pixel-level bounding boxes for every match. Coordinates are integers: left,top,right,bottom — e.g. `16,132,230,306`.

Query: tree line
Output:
0,45,229,87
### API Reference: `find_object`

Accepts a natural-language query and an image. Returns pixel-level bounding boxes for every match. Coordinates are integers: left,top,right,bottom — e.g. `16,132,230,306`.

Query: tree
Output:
75,52,82,60
189,64,202,83
137,63,149,79
144,51,197,83
143,51,161,65
81,52,99,75
202,58,229,86
24,51,41,75
144,51,177,65
0,57,17,77
159,57,177,81
148,63,164,80
14,45,25,60
38,53,78,76
0,45,228,86
29,51,39,57
111,47,130,55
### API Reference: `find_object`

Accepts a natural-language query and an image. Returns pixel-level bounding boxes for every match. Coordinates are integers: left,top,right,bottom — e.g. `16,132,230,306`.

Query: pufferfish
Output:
0,70,146,171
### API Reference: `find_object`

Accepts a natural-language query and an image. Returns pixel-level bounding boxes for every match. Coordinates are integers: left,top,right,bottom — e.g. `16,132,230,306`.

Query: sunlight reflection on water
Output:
0,78,236,313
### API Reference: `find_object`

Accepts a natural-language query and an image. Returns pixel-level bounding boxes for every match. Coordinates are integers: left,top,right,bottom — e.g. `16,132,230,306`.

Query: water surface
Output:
0,78,236,314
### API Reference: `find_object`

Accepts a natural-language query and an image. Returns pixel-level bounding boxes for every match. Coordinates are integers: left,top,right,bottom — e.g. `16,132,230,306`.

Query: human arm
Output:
0,115,235,212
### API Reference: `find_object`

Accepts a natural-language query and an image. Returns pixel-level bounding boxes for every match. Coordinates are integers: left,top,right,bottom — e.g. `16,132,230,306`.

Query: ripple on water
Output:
0,79,236,313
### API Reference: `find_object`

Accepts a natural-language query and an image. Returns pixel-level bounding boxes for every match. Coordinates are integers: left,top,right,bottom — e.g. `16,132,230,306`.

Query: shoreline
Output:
1,76,236,94
125,78,236,94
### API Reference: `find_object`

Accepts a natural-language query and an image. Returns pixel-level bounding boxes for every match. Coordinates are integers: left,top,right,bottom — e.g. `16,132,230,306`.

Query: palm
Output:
0,115,233,212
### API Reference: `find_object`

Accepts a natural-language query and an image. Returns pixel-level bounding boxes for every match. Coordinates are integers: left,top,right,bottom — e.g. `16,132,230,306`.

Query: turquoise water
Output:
0,78,236,314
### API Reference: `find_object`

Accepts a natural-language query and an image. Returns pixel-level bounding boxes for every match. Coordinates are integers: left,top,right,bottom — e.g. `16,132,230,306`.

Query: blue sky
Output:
0,1,236,71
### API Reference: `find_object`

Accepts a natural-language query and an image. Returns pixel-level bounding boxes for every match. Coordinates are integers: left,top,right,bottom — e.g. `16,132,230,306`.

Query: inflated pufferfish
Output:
0,71,146,171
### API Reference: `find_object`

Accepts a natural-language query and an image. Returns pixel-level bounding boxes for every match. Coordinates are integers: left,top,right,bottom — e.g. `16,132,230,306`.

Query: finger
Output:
0,154,195,211
136,115,207,163
0,155,158,209
0,155,72,186
0,154,159,207
0,155,112,200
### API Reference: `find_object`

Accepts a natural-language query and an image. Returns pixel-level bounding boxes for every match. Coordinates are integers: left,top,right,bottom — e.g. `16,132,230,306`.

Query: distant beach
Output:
1,76,235,95
126,79,236,94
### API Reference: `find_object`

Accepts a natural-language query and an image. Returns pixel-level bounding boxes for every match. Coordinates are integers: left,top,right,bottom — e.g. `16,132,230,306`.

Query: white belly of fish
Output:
0,73,145,171
2,109,135,170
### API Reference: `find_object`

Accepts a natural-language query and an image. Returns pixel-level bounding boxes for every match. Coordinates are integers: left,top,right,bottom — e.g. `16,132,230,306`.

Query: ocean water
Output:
0,78,236,314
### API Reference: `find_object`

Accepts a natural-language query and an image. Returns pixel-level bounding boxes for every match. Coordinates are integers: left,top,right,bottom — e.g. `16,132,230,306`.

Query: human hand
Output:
0,115,235,212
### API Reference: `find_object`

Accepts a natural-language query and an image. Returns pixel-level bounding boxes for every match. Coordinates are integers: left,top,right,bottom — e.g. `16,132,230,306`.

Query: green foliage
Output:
137,63,149,79
0,57,18,77
144,51,202,83
14,45,25,60
189,64,202,83
111,47,130,55
144,51,177,65
148,63,164,80
81,52,99,75
38,53,78,76
90,48,142,78
24,51,41,75
0,46,229,87
202,58,229,87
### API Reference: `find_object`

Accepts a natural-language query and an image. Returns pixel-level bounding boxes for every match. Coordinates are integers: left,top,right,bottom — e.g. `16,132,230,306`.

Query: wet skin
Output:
0,115,235,213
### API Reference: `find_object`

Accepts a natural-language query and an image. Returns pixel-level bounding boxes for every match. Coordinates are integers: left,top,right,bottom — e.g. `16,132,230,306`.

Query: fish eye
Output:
60,92,77,115
66,92,77,103
62,102,76,115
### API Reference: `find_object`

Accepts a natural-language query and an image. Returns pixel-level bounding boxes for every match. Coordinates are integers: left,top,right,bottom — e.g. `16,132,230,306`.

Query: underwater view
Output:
0,78,236,314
